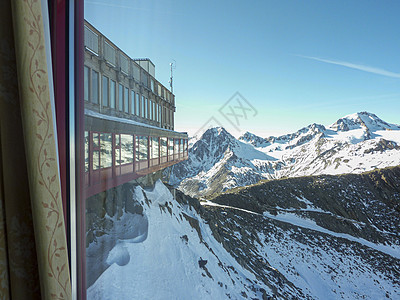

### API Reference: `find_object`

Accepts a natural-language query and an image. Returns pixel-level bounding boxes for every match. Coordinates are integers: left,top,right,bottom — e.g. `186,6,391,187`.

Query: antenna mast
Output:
169,60,176,93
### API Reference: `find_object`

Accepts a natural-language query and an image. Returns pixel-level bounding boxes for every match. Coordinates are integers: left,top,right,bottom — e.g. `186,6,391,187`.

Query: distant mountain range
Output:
167,112,400,197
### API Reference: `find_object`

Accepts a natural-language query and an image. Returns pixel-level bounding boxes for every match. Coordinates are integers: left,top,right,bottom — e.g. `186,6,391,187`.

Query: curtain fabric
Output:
0,0,71,299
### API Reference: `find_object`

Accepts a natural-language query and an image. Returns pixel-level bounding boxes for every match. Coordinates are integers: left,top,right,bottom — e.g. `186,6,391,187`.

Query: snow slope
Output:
87,181,274,299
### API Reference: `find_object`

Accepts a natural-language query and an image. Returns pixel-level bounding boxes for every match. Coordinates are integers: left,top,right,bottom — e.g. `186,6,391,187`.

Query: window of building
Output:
142,96,146,118
168,138,174,155
151,80,154,93
174,139,179,154
121,134,134,164
151,137,159,159
158,104,162,124
131,90,135,115
115,134,121,165
92,133,100,170
146,98,149,119
136,93,140,117
110,80,116,109
100,133,112,168
102,75,109,107
124,87,129,113
149,100,153,120
137,136,148,160
84,131,89,172
84,66,90,101
161,138,167,157
118,83,124,111
91,70,99,104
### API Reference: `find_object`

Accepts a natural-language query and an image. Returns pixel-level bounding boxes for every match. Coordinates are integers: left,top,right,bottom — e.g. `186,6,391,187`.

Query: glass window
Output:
110,80,116,109
124,87,129,113
131,90,135,115
151,80,154,93
91,70,99,104
137,136,148,160
161,138,167,157
100,133,112,168
121,134,134,163
151,137,159,159
92,133,100,170
146,98,149,119
115,134,121,165
174,139,179,154
168,138,174,155
84,66,89,101
102,75,109,107
84,131,89,172
142,96,146,118
136,93,140,117
149,100,153,120
118,84,123,111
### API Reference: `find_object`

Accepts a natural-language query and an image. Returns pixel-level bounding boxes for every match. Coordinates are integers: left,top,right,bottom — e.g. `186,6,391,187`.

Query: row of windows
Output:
85,26,173,104
84,66,174,126
85,132,188,172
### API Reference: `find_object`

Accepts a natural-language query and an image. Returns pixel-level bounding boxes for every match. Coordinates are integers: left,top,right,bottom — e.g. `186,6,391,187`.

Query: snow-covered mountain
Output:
87,180,291,299
167,112,400,197
87,168,400,299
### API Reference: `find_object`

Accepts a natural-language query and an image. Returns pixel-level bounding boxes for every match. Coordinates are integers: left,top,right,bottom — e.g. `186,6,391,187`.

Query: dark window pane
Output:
102,76,109,106
118,84,123,111
91,70,99,104
84,66,89,101
124,87,129,113
110,80,116,109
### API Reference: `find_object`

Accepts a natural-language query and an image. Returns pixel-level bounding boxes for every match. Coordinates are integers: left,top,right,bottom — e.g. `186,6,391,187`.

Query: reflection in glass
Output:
115,148,121,165
131,90,135,115
85,131,89,172
161,137,167,157
110,80,116,109
93,133,100,170
142,96,145,118
118,84,123,111
100,133,112,168
84,66,89,101
138,136,148,160
174,139,179,154
102,75,109,107
169,138,173,155
91,70,99,104
121,134,134,163
151,137,159,159
124,87,129,113
93,133,99,147
136,93,140,116
146,98,149,119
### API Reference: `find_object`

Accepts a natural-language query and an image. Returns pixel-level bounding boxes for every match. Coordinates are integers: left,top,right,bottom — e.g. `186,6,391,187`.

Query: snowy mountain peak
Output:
200,126,234,141
169,112,400,198
330,111,399,132
239,131,269,147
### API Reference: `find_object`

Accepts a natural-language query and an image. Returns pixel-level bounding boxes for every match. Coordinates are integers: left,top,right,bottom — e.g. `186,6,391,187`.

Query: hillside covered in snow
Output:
86,167,400,299
167,112,400,197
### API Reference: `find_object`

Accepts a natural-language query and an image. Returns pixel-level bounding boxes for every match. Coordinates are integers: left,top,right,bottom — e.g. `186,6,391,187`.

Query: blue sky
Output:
85,0,400,137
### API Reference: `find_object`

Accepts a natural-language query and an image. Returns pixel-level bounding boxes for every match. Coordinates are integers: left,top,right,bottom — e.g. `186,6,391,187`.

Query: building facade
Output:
83,20,188,198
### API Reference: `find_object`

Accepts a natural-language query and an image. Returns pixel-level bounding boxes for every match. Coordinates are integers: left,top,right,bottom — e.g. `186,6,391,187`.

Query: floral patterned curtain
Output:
0,0,71,299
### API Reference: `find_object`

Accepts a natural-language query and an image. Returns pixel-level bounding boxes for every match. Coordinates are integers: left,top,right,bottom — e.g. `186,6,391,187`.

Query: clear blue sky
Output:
85,0,400,137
